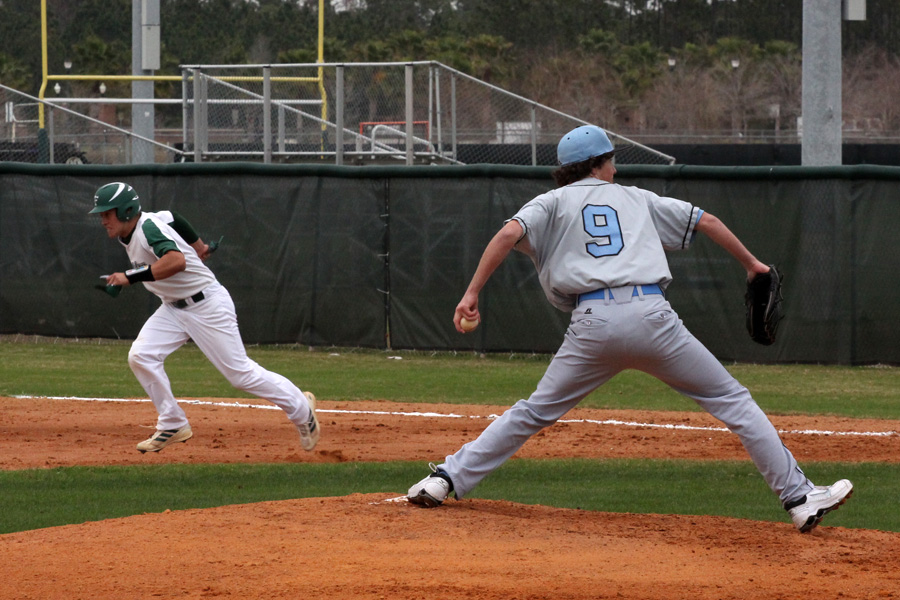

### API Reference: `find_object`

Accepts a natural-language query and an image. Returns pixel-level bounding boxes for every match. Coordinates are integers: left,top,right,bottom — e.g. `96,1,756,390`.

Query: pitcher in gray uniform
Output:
408,126,853,533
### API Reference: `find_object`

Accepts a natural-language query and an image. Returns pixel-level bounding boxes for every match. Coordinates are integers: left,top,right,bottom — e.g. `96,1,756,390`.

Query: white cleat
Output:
407,463,452,508
136,425,193,453
787,479,854,533
296,391,321,451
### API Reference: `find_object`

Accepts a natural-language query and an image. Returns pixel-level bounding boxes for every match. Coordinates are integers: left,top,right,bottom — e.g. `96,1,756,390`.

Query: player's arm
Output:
189,238,211,260
169,212,212,260
105,250,186,286
695,212,769,281
107,220,188,286
454,219,523,331
147,249,187,279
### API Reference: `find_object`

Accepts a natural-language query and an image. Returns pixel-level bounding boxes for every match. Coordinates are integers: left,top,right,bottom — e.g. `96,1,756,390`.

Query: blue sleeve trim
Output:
690,209,704,245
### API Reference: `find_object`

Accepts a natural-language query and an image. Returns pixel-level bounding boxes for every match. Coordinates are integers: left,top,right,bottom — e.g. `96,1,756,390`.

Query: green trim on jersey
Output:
170,211,200,244
141,218,179,258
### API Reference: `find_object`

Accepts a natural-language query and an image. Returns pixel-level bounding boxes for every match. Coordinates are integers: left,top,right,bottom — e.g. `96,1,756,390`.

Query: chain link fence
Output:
182,62,674,166
0,83,184,164
2,62,674,166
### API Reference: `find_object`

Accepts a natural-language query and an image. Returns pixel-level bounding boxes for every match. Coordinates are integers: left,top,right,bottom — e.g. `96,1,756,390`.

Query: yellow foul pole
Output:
38,0,49,127
318,0,328,139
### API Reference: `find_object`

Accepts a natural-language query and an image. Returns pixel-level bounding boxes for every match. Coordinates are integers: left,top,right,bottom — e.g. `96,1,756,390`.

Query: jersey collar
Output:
568,178,610,187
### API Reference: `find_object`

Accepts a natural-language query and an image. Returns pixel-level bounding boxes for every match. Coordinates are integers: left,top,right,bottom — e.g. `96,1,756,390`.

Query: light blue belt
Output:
577,284,664,305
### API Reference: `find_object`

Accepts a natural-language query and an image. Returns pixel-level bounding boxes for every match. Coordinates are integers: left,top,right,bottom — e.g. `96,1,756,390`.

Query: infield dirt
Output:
1,397,898,599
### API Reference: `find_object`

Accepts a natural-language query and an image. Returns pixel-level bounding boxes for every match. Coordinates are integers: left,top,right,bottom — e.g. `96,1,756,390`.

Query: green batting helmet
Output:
89,182,141,221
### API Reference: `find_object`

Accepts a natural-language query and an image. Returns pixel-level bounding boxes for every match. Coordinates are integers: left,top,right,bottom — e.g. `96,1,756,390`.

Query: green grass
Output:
0,462,412,534
1,337,897,535
477,459,887,531
727,363,900,419
1,337,898,418
0,460,893,535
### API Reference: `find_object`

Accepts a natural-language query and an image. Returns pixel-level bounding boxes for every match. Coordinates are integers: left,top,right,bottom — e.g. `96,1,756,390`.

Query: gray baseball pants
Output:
440,291,814,506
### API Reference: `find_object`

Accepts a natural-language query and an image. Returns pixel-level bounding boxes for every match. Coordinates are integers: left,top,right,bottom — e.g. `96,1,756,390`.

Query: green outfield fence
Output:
1,162,898,364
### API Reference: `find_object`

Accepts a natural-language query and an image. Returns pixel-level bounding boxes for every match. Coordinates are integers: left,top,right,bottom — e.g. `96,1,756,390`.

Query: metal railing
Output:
182,62,675,166
1,82,186,164
3,62,677,166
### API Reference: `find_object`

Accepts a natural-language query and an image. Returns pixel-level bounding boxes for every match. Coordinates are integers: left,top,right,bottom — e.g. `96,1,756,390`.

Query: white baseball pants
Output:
441,292,815,507
127,282,311,430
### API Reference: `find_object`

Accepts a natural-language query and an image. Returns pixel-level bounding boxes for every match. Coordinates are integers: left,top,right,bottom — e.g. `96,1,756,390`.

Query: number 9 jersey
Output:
509,177,703,312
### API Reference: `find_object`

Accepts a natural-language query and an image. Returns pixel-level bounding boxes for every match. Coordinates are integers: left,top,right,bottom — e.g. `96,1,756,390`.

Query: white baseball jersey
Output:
119,210,313,434
510,177,703,312
119,211,216,303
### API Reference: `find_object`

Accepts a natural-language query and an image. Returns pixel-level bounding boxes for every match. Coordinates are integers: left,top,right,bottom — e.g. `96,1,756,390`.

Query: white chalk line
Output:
12,395,899,438
370,496,409,505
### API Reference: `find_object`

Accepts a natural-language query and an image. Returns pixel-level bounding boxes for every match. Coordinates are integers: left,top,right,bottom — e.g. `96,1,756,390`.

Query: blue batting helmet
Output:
557,125,616,166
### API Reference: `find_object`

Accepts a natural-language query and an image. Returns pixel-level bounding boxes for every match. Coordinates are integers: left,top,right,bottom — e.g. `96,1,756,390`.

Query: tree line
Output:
1,0,898,139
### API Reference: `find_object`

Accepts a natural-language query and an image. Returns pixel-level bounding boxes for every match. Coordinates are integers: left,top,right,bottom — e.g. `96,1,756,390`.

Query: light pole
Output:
730,59,742,138
63,59,72,96
770,103,781,141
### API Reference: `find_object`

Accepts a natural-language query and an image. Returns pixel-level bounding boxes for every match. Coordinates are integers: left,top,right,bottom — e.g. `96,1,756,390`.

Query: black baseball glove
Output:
745,265,784,346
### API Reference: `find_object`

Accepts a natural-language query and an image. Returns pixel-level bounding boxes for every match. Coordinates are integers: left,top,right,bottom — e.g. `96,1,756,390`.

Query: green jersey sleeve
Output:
141,218,180,258
169,211,201,244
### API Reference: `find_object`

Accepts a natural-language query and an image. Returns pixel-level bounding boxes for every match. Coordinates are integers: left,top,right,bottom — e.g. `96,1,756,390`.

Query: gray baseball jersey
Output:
510,179,702,312
435,176,814,510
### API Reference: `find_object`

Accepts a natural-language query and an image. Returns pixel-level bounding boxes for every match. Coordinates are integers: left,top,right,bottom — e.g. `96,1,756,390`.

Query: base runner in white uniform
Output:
90,182,320,454
408,126,853,533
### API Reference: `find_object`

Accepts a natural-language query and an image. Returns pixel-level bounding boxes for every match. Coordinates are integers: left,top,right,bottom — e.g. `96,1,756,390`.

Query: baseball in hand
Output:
460,317,480,332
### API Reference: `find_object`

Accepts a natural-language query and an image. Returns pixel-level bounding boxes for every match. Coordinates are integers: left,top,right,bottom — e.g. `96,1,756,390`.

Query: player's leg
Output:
438,308,622,499
178,283,317,442
128,305,191,430
632,298,813,504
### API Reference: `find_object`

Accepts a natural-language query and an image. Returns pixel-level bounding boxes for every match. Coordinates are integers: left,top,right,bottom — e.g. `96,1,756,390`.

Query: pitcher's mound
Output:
2,494,898,599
